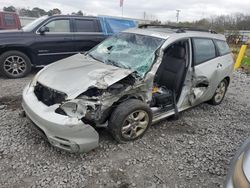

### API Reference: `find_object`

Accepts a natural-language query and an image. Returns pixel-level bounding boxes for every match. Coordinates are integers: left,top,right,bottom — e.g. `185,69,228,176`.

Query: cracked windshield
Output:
89,32,165,76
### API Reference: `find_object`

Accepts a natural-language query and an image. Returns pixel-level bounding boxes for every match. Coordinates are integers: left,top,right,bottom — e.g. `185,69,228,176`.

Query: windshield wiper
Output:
105,59,130,69
88,53,103,63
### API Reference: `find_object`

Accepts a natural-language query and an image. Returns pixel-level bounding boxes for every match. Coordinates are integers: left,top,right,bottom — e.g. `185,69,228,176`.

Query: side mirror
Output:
39,26,49,34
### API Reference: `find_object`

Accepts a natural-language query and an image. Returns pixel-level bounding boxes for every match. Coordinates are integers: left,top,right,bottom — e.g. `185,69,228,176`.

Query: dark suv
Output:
0,15,136,78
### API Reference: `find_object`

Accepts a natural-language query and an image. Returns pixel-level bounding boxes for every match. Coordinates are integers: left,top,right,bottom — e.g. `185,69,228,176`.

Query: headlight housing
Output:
29,65,52,88
29,69,44,87
29,74,38,88
59,100,87,118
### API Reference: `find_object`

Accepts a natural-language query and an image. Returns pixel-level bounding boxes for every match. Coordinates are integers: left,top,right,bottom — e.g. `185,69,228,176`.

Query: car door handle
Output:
217,63,223,68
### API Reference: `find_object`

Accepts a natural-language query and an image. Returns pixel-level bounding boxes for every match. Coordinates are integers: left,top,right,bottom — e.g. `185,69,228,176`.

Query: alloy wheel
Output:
121,110,149,139
214,81,226,103
3,55,27,76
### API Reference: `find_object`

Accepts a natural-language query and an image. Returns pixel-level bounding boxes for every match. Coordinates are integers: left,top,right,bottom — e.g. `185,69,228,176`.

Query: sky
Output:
0,0,249,22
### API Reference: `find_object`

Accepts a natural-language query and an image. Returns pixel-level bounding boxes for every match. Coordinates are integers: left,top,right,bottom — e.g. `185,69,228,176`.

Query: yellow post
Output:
234,45,247,70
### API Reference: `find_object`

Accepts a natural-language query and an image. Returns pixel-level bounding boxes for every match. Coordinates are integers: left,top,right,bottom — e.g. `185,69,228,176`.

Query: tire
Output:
108,99,152,143
208,79,228,105
0,50,32,78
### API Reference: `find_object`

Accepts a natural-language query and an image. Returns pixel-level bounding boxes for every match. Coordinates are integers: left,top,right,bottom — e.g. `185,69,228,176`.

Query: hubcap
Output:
214,81,226,103
121,110,149,139
3,56,26,76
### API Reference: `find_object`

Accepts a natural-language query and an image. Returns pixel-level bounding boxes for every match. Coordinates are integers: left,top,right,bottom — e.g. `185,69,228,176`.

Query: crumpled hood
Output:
36,53,133,99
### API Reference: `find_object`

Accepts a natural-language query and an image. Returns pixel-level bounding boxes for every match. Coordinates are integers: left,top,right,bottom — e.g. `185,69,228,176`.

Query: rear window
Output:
4,14,16,26
105,18,136,34
193,38,216,65
75,19,98,32
215,40,231,55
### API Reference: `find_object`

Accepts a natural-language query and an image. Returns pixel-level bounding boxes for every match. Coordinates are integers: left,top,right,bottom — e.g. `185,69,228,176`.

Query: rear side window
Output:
45,19,70,32
4,14,15,26
105,18,136,34
75,19,98,32
215,40,231,55
193,38,216,65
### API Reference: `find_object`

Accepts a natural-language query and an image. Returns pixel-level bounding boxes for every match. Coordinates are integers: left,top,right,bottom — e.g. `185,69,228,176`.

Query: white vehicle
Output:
225,137,250,187
22,25,234,153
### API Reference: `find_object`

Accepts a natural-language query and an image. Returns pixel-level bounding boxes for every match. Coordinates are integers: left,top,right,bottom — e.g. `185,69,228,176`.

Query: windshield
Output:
88,32,165,77
22,16,48,32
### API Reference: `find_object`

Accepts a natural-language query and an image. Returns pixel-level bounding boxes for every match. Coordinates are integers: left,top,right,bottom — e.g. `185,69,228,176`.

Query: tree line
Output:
3,5,84,17
3,5,250,32
165,14,250,32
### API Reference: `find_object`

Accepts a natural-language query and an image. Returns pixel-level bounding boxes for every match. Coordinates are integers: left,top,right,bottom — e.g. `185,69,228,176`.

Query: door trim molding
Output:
38,51,81,56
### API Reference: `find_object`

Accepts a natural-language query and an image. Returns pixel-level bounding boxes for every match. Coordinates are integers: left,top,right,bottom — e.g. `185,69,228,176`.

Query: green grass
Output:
242,56,250,65
241,56,250,73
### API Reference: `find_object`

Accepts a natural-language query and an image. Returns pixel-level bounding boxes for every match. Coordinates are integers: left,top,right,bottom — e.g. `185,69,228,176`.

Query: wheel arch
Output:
115,94,144,104
224,76,230,85
98,94,145,124
0,46,34,65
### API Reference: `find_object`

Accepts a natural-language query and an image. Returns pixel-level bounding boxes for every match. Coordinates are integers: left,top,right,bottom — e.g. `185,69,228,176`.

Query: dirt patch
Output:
0,95,22,111
241,65,250,74
109,169,130,187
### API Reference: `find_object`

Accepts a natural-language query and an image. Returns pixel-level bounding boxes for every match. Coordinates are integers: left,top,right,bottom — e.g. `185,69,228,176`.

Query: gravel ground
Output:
0,70,249,188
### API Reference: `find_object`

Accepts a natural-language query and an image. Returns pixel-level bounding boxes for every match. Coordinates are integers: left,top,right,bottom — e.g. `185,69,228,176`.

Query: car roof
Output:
124,28,226,41
124,28,170,39
49,15,98,19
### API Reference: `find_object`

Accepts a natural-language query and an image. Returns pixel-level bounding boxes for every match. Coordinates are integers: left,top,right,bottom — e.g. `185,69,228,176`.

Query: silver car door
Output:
189,38,222,106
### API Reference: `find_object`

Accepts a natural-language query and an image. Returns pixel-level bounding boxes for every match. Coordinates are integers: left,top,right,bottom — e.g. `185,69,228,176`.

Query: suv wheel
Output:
208,79,228,105
108,99,152,143
0,51,31,78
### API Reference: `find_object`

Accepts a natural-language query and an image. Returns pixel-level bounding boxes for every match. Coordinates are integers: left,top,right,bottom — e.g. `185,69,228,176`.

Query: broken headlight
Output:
59,101,86,118
29,67,47,88
29,73,39,88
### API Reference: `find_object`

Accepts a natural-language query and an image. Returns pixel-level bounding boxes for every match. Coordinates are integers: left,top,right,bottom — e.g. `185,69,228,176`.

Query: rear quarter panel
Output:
217,53,234,84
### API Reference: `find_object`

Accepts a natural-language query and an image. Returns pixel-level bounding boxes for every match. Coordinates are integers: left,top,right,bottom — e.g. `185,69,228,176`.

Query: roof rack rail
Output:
139,24,217,34
139,24,179,29
176,27,217,34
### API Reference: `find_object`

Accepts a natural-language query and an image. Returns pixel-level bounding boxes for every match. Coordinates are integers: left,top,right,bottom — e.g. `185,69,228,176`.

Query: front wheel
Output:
108,99,152,143
0,51,32,78
208,79,228,105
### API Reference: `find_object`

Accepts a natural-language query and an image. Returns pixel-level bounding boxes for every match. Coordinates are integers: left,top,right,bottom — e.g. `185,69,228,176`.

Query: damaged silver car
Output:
22,26,234,153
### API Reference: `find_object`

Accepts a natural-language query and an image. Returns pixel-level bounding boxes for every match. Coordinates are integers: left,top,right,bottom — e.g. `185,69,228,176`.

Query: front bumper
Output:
22,84,99,153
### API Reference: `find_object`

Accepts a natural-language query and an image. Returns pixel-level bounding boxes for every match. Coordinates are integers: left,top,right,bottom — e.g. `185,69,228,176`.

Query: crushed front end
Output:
22,82,99,153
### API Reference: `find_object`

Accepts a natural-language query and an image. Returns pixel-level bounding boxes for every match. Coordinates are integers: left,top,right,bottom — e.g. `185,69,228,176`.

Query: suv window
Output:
75,19,98,32
45,19,70,32
4,14,15,26
193,38,216,65
215,40,231,55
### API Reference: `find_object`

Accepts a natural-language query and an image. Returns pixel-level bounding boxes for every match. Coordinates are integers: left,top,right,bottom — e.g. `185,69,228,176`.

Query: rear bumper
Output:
22,84,99,153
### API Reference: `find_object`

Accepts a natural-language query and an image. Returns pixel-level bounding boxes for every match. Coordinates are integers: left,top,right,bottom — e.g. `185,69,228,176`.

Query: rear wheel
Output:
0,51,31,78
108,99,152,143
208,79,228,105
